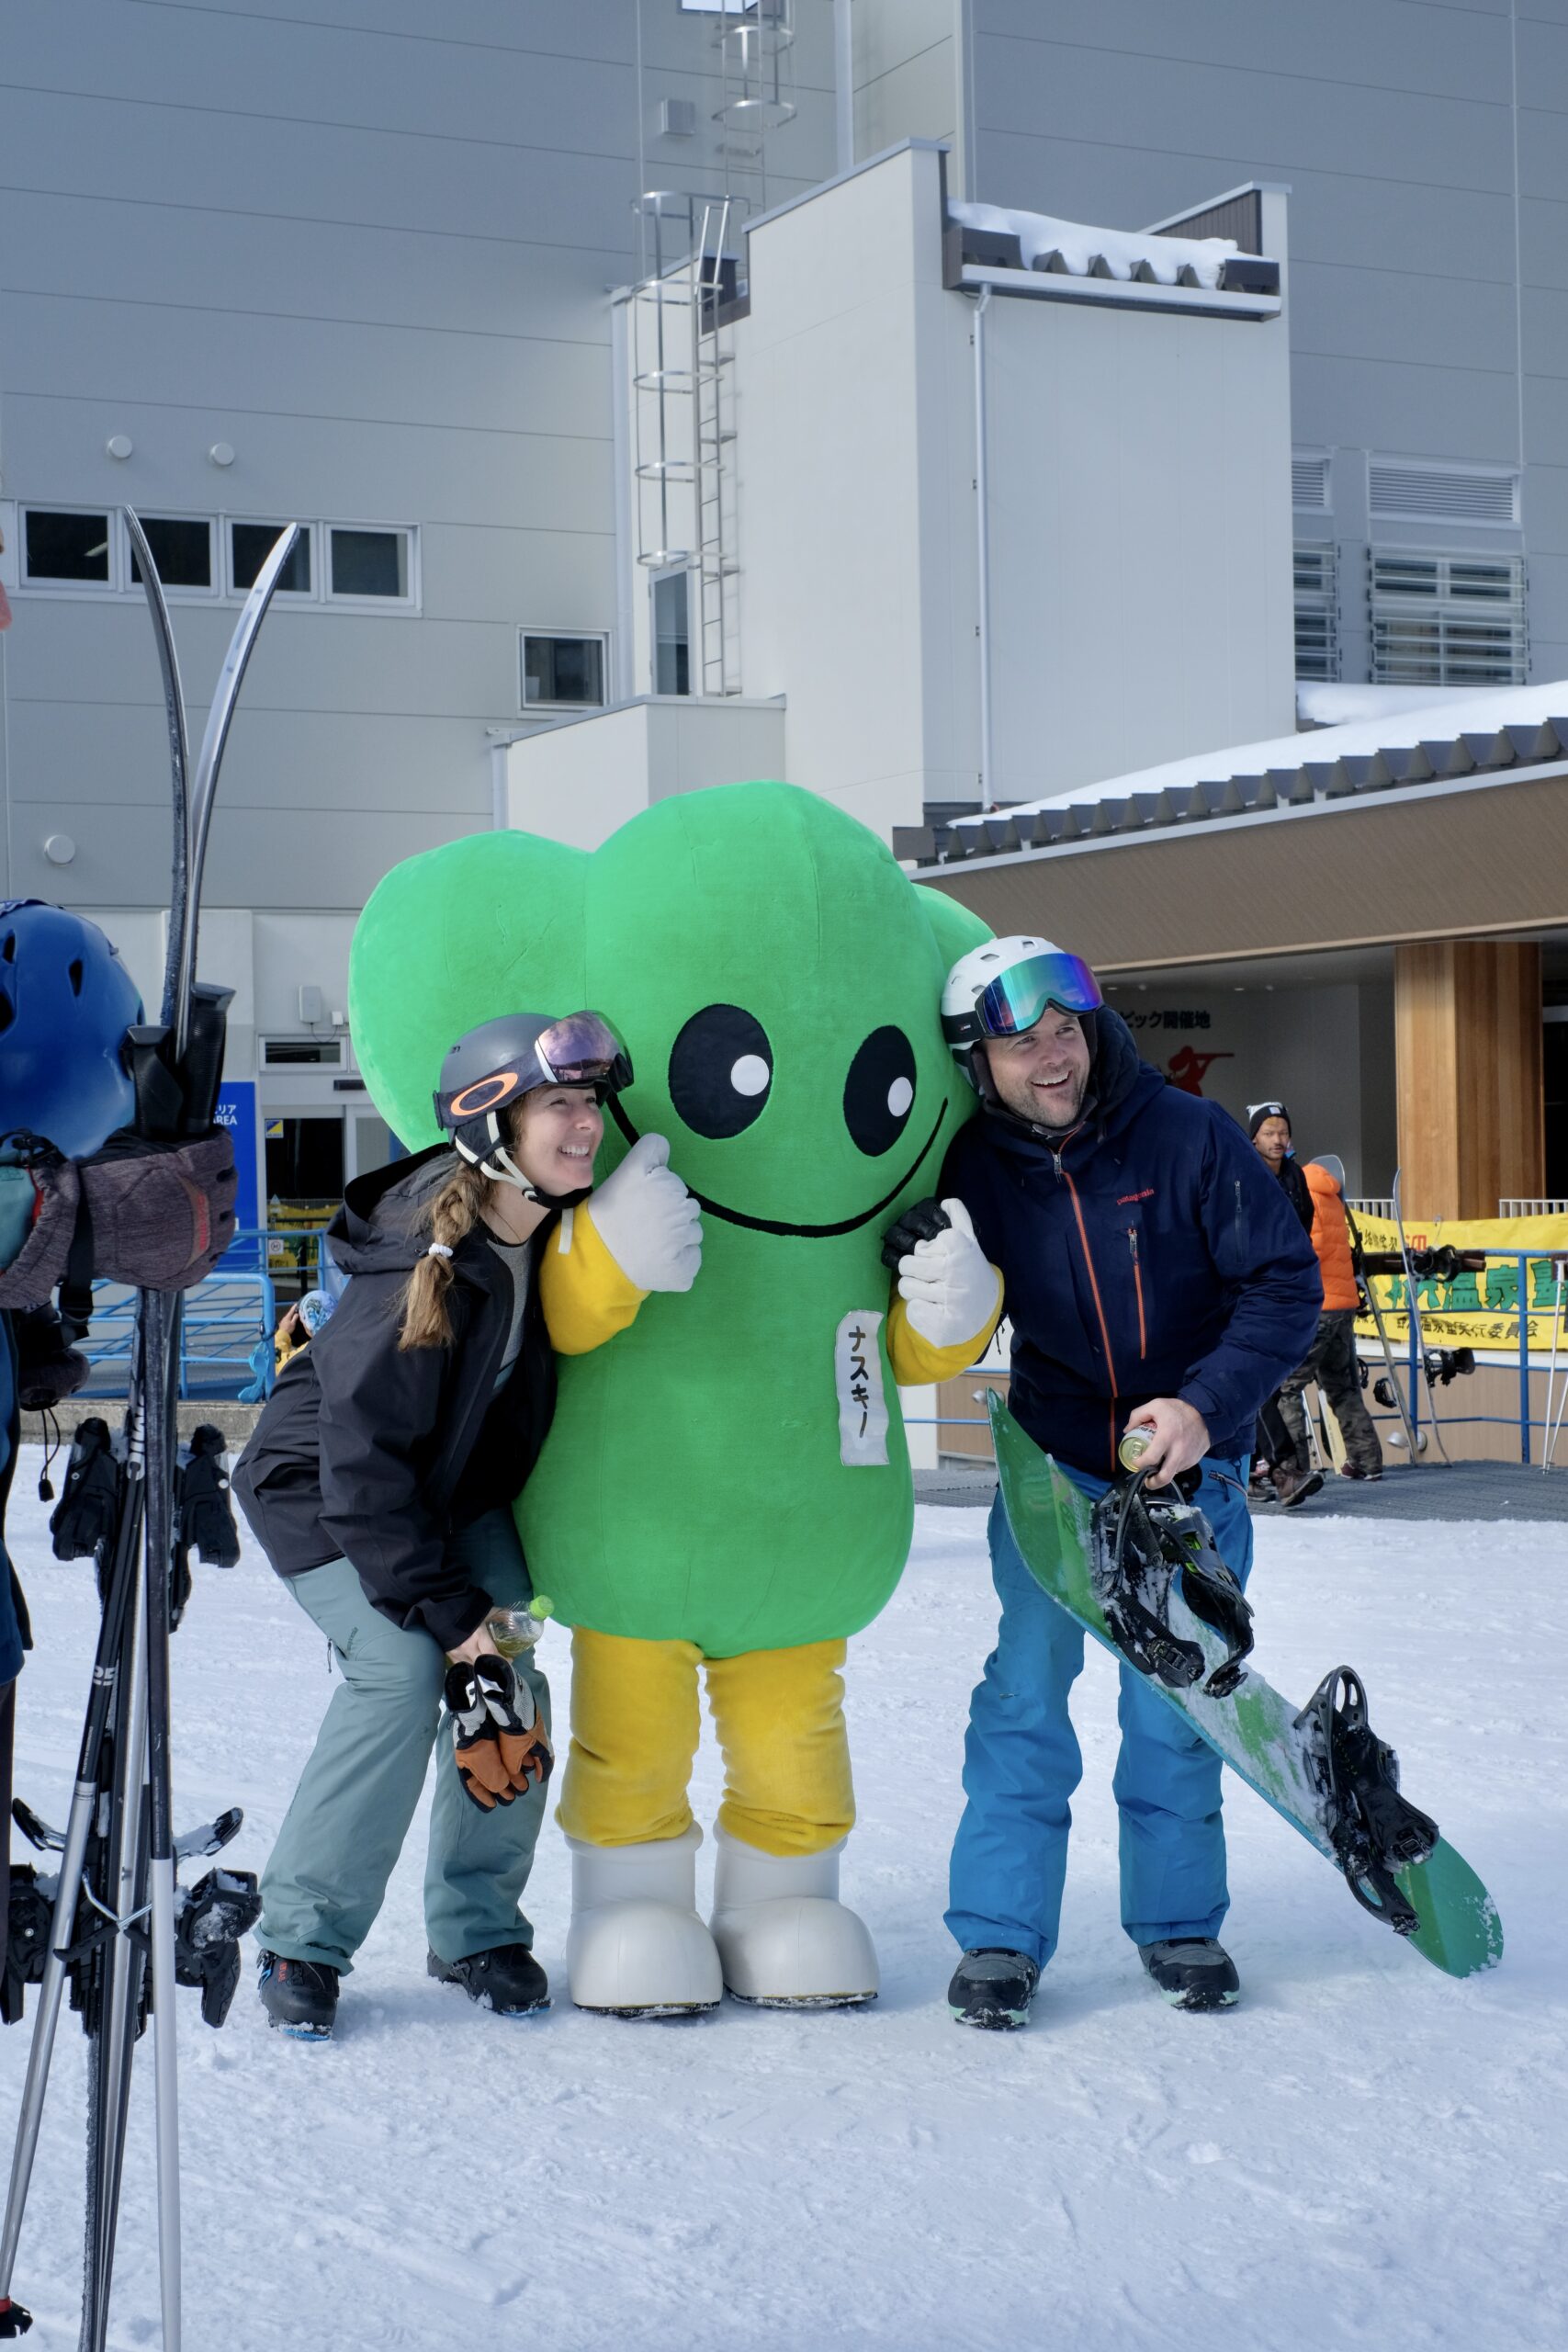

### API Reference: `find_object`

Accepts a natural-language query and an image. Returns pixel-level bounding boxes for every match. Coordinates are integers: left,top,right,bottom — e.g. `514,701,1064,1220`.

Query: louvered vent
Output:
1369,460,1517,526
1292,454,1331,512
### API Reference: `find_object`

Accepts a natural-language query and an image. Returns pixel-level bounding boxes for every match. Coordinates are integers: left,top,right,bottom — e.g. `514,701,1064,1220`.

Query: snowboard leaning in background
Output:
987,1396,1503,1980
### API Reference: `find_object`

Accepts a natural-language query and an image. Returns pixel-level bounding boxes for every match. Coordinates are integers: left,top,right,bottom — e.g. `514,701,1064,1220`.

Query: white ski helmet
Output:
941,935,1103,1090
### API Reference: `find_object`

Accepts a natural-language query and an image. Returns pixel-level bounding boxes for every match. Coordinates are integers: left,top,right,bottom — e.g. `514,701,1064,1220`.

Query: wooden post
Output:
1393,940,1544,1217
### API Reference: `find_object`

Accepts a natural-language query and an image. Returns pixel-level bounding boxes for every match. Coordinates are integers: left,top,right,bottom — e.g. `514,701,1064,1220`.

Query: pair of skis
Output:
0,514,299,2346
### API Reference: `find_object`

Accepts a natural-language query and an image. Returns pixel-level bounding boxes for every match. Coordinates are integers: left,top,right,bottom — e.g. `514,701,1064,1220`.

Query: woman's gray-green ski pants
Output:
257,1508,550,1973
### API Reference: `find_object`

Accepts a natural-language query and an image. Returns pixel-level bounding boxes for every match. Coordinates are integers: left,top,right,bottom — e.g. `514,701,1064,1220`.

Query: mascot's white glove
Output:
586,1133,703,1294
896,1198,998,1349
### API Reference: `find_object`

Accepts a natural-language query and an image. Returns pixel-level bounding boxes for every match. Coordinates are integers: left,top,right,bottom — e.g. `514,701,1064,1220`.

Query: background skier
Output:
1247,1101,1325,1509
936,938,1321,2027
234,1011,702,2039
1276,1159,1384,1484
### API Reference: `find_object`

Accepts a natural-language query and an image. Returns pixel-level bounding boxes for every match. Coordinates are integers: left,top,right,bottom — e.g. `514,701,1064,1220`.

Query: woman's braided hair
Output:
397,1102,528,1351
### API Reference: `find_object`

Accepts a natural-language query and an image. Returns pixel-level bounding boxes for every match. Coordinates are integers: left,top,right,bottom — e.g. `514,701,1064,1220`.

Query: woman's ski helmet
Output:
0,899,142,1159
432,1011,632,1198
941,936,1103,1093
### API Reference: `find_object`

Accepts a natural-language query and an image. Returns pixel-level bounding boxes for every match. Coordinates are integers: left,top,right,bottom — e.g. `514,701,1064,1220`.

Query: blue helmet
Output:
0,900,142,1158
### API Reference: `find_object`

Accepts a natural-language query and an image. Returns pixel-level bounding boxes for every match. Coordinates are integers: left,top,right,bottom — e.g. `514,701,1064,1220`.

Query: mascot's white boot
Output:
565,1825,723,2017
709,1827,879,2007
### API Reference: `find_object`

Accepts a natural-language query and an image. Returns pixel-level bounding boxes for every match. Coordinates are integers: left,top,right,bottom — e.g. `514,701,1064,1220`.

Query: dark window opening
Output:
130,516,212,590
25,510,111,583
232,521,311,594
265,1115,344,1203
523,632,606,707
330,527,408,598
653,571,691,695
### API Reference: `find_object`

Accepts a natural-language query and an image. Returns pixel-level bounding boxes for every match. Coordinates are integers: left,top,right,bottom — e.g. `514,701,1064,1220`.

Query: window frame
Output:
324,521,420,612
17,503,120,594
1292,543,1339,683
1367,547,1528,689
126,511,220,600
519,628,612,712
227,517,317,601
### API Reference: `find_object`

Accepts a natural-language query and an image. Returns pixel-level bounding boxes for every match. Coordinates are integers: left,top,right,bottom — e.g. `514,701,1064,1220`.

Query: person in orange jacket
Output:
1276,1158,1384,1482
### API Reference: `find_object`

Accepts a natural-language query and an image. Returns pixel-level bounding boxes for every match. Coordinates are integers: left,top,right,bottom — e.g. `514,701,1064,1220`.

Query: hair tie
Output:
426,1241,454,1260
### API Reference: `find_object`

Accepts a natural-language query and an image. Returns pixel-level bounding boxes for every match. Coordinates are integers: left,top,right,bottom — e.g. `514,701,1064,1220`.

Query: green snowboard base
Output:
988,1396,1503,1980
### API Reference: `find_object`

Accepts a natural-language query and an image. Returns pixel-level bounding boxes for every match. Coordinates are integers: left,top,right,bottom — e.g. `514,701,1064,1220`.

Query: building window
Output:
328,526,412,602
1369,551,1527,687
522,632,607,708
129,515,214,593
652,570,691,695
231,520,312,595
22,508,112,585
1293,547,1338,681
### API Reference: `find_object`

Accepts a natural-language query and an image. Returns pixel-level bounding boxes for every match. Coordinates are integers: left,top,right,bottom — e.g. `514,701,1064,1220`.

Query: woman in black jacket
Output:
234,1012,702,2038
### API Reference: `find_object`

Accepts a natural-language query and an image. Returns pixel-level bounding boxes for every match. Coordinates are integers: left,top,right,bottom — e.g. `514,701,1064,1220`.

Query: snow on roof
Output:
949,678,1568,835
1296,682,1474,729
948,199,1241,290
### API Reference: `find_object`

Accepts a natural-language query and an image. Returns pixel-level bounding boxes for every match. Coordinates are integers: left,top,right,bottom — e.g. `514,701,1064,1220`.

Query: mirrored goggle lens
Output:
536,1012,631,1090
975,953,1102,1036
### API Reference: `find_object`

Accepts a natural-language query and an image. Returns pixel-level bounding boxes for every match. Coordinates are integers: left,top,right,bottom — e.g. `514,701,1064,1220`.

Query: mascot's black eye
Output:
668,1004,773,1137
844,1026,916,1158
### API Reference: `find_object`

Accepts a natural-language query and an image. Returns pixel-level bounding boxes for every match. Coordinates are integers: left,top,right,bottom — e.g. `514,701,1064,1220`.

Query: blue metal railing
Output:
73,1233,1567,1456
78,1226,319,1400
907,1247,1568,1468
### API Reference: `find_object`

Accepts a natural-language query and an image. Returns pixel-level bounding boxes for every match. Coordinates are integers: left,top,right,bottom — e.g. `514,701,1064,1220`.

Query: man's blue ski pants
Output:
946,1456,1253,1968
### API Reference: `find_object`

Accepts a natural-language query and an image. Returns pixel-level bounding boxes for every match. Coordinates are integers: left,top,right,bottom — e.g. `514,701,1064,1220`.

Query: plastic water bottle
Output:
484,1597,554,1658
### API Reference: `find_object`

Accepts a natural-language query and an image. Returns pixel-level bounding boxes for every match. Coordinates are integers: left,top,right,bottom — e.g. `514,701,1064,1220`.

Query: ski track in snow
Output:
1,1453,1563,2351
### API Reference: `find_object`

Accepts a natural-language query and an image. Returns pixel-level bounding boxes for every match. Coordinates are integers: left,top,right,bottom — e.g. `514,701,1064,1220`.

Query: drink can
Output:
1117,1427,1153,1472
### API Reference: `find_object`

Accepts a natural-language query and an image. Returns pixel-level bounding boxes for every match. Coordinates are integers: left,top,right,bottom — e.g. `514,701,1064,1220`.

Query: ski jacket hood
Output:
942,1011,1322,1476
234,1146,558,1652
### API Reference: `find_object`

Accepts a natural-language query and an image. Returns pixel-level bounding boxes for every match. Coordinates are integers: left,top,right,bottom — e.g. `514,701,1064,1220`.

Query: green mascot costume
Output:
351,782,998,2012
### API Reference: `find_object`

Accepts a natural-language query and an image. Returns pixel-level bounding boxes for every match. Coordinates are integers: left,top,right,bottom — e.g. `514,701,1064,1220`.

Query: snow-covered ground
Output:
2,1455,1562,2352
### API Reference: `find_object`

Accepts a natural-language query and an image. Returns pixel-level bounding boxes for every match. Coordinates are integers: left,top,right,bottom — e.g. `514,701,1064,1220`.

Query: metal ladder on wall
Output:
631,196,742,698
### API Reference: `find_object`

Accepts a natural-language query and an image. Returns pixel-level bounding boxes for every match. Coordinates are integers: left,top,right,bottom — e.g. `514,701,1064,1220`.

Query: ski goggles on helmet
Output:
950,950,1103,1046
434,1012,633,1131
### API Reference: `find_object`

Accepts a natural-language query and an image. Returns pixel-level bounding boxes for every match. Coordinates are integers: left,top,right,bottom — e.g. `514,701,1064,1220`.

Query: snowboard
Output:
987,1395,1502,1979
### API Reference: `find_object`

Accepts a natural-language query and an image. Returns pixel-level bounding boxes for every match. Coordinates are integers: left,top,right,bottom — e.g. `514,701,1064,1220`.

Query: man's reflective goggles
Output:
950,953,1103,1046
435,1013,632,1126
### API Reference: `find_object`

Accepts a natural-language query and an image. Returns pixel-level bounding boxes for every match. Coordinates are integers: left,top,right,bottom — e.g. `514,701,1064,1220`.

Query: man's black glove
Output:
174,1867,263,2028
50,1419,122,1565
175,1426,242,1568
13,1306,89,1410
444,1654,553,1812
880,1196,951,1273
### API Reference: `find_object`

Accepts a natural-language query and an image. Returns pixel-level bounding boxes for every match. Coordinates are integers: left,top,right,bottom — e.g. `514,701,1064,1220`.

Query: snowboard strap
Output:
1091,1476,1255,1699
1293,1667,1438,1936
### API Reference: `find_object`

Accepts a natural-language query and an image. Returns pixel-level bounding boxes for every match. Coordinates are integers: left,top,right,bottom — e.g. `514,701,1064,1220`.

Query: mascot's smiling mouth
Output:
608,1096,945,1238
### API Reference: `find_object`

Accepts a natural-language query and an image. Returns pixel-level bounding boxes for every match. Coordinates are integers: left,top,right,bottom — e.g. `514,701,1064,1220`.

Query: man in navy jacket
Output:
936,937,1321,2026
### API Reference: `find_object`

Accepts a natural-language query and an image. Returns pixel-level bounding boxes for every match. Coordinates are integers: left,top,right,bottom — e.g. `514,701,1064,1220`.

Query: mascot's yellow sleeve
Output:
539,1203,649,1356
885,1269,1003,1387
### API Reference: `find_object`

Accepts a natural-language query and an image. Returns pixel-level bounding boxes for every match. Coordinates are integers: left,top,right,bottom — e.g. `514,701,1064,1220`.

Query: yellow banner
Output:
1352,1212,1568,1356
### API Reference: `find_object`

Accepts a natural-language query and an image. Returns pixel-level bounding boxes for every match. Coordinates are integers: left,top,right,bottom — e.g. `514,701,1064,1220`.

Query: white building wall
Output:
982,232,1297,801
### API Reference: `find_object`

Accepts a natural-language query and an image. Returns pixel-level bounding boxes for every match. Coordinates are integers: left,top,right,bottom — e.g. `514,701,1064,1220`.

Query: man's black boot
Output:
947,1948,1039,2030
428,1942,550,2016
257,1951,340,2040
1138,1938,1240,2011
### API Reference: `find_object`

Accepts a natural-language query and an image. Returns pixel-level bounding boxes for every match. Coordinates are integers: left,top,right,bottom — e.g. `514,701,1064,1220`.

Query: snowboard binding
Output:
1293,1667,1438,1936
1090,1474,1255,1700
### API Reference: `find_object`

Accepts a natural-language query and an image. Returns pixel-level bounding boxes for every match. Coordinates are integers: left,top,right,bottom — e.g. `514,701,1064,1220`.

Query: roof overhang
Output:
918,765,1568,973
945,256,1280,323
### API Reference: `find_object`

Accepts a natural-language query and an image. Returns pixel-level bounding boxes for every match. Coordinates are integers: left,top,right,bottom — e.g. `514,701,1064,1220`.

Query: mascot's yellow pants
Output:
558,1630,854,1858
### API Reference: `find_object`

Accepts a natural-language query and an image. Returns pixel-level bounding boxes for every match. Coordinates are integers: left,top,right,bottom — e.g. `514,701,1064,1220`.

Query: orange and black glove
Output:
443,1654,553,1812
